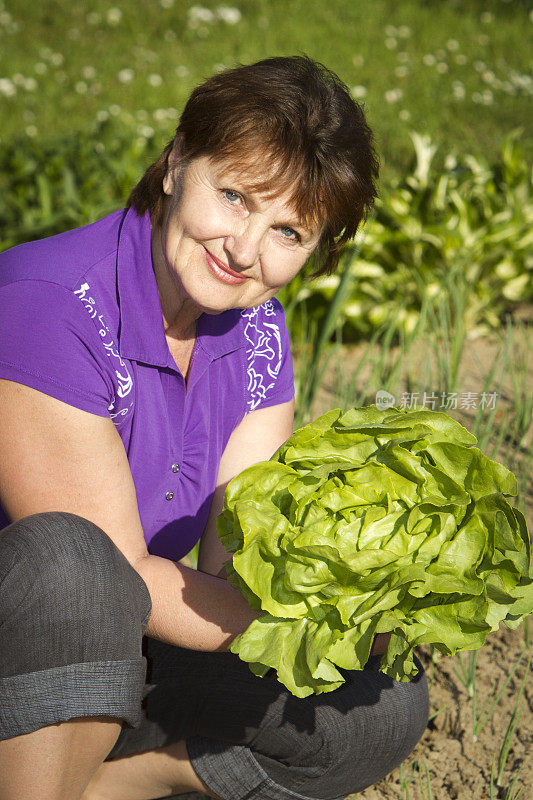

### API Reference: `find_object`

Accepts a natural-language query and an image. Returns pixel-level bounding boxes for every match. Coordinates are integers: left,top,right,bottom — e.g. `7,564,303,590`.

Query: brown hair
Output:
127,55,379,277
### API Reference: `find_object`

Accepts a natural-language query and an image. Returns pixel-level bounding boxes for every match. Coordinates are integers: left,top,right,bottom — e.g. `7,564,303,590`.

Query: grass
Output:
0,0,532,181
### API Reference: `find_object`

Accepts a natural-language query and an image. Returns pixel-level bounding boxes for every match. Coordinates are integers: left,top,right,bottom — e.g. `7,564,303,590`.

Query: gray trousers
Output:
0,512,429,800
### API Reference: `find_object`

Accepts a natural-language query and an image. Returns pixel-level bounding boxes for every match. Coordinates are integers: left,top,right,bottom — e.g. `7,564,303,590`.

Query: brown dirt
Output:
177,323,533,800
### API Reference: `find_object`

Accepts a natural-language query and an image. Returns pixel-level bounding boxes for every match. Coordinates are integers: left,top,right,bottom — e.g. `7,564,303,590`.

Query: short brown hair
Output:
127,55,379,277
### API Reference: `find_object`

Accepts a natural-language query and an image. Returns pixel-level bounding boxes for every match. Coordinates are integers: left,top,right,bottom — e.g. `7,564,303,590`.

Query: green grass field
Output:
1,0,532,181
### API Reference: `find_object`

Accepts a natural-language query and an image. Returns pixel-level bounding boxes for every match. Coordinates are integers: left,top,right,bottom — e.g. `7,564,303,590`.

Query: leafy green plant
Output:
280,129,532,343
218,406,532,696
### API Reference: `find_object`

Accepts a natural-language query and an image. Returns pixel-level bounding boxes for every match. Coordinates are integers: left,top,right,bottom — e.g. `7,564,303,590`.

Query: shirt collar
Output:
116,207,245,366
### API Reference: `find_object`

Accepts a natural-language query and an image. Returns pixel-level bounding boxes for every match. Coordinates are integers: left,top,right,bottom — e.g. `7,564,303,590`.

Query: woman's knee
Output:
253,659,429,799
0,512,151,675
315,659,429,796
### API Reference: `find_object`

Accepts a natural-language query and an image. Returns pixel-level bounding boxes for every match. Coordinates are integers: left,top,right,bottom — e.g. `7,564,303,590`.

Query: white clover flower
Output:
75,81,88,94
395,66,409,78
22,109,35,121
472,91,483,104
164,30,176,41
0,11,12,26
12,73,25,85
435,49,446,60
446,39,459,51
82,66,97,80
422,54,436,66
0,78,16,97
96,109,110,122
188,6,215,26
148,73,163,87
482,89,493,105
436,62,449,74
153,108,167,121
24,77,37,91
107,8,123,26
452,82,465,99
385,37,397,50
139,125,154,137
118,68,134,84
478,34,490,46
95,142,105,154
67,28,80,40
384,88,402,103
39,46,52,59
350,85,367,99
216,6,242,24
86,12,101,25
51,52,64,66
397,25,411,38
482,70,495,84
473,60,486,72
480,12,493,24
55,70,67,83
34,62,47,75
501,81,515,94
109,103,122,115
352,54,364,67
175,65,189,78
397,51,410,63
213,62,227,72
160,0,174,7
25,125,38,137
385,25,397,37
455,54,468,65
136,109,148,120
399,109,411,121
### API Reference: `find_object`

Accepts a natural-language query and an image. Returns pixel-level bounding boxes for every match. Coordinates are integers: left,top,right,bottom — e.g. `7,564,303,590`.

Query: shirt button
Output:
171,463,180,473
165,491,174,501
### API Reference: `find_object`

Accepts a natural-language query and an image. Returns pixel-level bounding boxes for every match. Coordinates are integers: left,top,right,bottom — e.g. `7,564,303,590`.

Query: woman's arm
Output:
0,378,258,651
197,398,295,578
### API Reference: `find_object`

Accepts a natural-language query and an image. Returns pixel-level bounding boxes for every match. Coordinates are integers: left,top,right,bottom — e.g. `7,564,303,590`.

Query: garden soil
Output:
177,323,532,800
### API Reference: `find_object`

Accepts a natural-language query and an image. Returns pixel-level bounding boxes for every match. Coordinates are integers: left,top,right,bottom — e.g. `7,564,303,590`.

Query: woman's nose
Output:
224,221,264,269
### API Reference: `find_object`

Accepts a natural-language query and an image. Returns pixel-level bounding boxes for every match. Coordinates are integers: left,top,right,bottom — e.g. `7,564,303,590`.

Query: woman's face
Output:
155,153,322,321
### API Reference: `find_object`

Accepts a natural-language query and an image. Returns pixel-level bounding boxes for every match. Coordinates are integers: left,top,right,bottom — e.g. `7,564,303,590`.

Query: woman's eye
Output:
223,189,241,204
279,226,300,242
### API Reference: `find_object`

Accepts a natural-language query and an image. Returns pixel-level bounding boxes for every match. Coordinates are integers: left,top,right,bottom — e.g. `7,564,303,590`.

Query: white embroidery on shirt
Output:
241,300,282,412
74,281,133,421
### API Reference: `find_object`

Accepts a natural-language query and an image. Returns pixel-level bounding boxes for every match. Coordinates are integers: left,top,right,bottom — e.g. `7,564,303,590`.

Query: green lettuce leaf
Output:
218,406,532,697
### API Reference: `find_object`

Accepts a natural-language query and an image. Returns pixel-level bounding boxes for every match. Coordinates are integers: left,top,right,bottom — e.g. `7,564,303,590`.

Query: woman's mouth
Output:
204,248,249,285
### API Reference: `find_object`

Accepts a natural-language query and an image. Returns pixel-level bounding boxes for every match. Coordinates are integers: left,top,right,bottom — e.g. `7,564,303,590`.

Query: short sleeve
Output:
0,280,114,416
241,297,295,413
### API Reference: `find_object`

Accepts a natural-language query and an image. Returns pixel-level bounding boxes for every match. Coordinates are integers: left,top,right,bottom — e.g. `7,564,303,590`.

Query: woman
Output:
0,56,428,800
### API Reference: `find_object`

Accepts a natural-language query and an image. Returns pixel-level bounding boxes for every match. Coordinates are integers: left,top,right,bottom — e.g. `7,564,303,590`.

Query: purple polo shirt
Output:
0,207,294,560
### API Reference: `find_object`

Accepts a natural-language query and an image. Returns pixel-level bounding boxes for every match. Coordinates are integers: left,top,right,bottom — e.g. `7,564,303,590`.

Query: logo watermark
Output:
375,390,499,411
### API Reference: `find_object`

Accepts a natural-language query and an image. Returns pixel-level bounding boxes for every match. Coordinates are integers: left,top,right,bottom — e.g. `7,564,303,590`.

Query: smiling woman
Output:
0,56,428,800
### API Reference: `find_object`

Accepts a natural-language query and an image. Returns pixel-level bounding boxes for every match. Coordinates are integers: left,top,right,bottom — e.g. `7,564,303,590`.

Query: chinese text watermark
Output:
375,390,498,412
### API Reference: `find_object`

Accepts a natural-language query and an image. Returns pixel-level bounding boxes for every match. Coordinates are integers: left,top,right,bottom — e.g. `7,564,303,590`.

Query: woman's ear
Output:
162,135,184,196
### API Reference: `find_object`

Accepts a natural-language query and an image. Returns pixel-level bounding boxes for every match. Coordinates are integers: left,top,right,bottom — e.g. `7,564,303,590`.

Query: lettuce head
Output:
217,406,532,697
